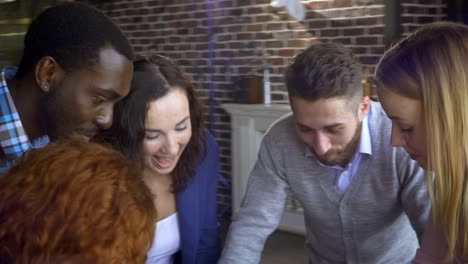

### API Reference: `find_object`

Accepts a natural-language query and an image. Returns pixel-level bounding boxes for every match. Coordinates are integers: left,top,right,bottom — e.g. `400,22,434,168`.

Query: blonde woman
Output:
375,21,468,263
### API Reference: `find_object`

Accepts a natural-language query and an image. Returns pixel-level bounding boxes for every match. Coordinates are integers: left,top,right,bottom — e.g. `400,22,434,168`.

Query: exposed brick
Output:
359,55,379,65
368,27,384,35
401,16,416,24
343,28,364,36
79,0,447,220
321,29,339,37
307,1,329,9
369,6,385,15
426,7,439,15
355,36,379,45
334,0,353,7
256,32,273,39
287,39,310,48
227,25,243,32
218,0,233,8
297,31,314,38
370,46,385,54
265,41,283,48
277,49,296,57
275,31,294,40
350,46,367,55
271,66,287,74
255,14,272,23
238,50,255,57
307,19,327,28
214,43,227,49
247,7,263,15
162,44,176,51
417,16,436,24
216,34,233,42
355,17,381,26
334,38,352,45
195,43,209,50
267,58,285,66
246,24,263,32
236,32,254,40
287,21,304,30
192,27,207,34
266,22,286,31
237,66,254,74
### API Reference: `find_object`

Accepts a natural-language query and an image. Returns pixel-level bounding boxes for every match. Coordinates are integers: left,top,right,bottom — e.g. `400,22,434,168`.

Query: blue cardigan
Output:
174,131,221,264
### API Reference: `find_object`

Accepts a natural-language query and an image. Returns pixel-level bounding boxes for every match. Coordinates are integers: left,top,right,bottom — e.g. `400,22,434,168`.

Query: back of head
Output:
96,54,205,192
376,21,468,261
285,42,363,103
0,140,156,263
16,2,134,78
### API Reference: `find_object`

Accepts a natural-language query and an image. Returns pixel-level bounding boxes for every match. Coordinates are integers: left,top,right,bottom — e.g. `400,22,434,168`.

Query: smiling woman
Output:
95,54,221,264
142,89,192,176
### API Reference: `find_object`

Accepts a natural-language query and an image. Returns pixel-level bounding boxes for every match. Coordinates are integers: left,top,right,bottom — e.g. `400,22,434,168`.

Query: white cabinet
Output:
222,103,306,235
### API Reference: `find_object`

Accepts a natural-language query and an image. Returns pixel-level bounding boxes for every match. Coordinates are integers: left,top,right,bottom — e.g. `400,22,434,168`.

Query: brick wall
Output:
401,0,446,36
78,0,447,220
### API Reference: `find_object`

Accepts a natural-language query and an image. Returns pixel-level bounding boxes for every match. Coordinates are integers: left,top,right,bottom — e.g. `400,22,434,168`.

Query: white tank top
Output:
145,213,181,264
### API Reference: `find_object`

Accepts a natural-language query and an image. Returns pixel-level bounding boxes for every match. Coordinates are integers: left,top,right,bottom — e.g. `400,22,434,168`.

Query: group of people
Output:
0,2,466,264
0,3,220,263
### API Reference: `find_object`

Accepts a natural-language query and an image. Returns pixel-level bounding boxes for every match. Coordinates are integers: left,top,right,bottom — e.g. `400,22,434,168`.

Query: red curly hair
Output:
0,140,156,263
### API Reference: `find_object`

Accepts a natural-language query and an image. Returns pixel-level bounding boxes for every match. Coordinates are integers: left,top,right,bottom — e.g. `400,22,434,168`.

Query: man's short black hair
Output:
285,42,363,102
16,2,134,77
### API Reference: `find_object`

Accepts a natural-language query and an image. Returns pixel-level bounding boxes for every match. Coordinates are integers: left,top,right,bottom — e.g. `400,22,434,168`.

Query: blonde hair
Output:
375,21,468,262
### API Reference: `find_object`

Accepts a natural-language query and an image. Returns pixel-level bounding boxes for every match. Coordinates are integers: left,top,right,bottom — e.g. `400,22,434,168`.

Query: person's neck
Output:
143,169,173,188
143,170,175,199
7,76,46,141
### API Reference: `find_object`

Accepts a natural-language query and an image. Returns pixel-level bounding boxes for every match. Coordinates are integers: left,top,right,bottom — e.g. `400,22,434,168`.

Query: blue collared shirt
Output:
306,106,373,194
0,67,49,174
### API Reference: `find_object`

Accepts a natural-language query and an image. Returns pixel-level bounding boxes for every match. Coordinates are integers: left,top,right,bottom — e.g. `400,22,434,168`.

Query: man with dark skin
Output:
0,2,134,172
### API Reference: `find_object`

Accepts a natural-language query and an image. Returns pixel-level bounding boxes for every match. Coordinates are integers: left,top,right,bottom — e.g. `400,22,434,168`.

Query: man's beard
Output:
314,121,362,167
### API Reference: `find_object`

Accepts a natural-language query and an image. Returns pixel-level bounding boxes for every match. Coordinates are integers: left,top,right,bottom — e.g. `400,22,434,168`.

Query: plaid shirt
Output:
0,67,49,173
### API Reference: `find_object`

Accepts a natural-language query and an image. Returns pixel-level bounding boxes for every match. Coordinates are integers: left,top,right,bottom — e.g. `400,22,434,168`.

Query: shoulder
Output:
203,130,218,152
192,130,219,183
368,101,393,146
200,130,219,164
263,113,297,143
368,102,417,166
368,101,391,127
1,67,18,82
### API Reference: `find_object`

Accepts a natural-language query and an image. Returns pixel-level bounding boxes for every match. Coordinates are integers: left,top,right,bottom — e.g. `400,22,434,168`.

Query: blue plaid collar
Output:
0,67,49,173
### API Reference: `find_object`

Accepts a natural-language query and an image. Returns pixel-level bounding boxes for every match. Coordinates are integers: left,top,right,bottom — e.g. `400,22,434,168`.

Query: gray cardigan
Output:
219,102,430,264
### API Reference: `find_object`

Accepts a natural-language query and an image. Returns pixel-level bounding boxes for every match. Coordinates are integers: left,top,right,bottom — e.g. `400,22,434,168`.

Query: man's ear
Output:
35,56,63,93
358,96,371,121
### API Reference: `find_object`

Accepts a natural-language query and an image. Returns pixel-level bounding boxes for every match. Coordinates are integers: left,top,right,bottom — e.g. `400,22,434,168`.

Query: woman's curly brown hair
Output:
0,140,156,263
95,54,206,193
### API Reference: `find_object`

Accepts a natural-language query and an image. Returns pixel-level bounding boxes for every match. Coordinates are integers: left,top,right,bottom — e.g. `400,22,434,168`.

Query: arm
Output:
196,131,222,263
397,148,431,243
412,215,448,263
219,133,289,264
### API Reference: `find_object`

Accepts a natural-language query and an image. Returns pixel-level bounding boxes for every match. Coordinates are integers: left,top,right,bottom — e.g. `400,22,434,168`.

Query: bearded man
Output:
220,43,430,264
